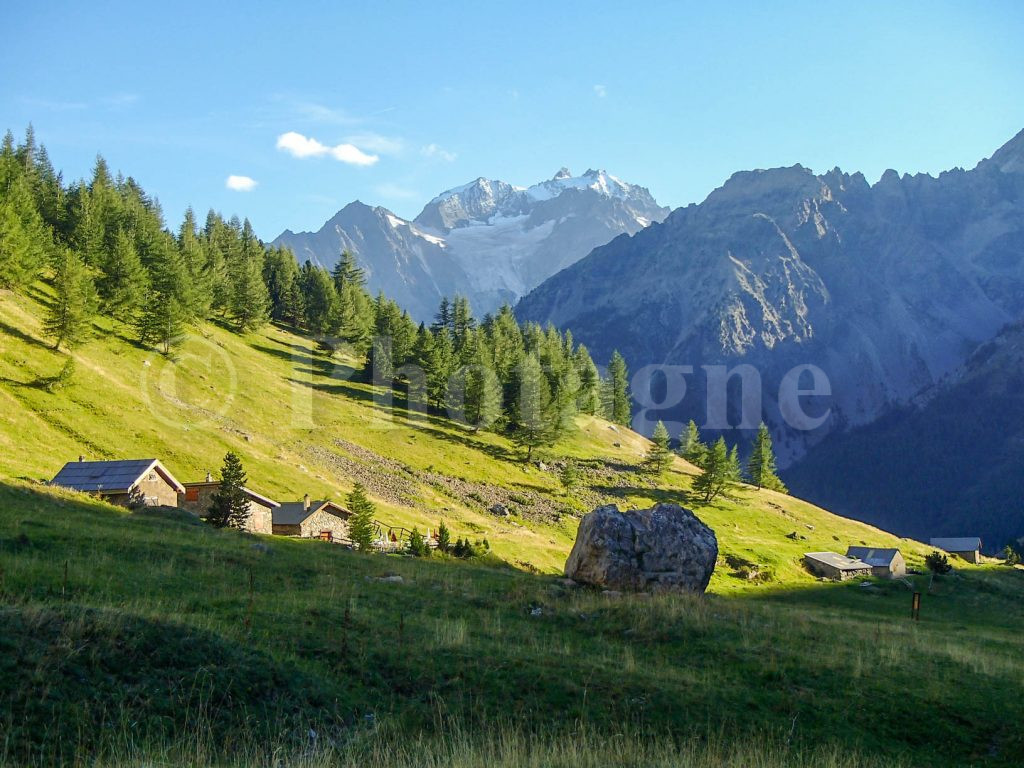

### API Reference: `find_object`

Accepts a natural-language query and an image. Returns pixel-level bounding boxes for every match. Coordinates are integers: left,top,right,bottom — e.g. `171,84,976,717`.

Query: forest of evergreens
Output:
0,126,631,456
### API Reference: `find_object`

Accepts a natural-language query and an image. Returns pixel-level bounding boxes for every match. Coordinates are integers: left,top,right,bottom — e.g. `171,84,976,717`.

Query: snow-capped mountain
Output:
516,129,1024,468
273,169,668,321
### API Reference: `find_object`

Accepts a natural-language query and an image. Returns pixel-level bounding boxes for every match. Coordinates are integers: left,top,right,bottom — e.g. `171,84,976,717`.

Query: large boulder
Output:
564,503,718,593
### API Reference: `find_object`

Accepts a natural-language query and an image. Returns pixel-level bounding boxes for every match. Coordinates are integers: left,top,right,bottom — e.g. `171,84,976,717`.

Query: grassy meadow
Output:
2,283,1023,766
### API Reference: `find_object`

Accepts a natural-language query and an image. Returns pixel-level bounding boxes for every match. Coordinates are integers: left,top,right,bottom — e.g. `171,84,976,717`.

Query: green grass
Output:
3,283,1022,766
1,482,1022,766
0,283,936,583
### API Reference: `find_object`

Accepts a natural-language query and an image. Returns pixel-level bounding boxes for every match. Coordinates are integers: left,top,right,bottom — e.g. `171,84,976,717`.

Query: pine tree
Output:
513,354,554,461
559,459,580,494
608,350,631,426
727,444,742,484
207,452,249,529
44,248,97,351
426,330,455,411
680,420,707,467
406,527,429,557
436,521,452,553
230,221,270,331
574,345,601,415
644,420,674,474
136,242,190,355
97,227,147,318
0,138,49,289
346,482,376,552
459,337,502,431
692,437,730,503
747,422,787,492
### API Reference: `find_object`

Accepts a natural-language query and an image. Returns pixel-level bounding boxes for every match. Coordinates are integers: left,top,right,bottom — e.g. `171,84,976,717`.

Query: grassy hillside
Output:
2,284,1023,766
0,282,935,588
1,481,1022,766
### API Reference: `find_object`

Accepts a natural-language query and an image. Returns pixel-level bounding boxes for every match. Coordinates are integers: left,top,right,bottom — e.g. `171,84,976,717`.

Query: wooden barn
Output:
803,551,873,581
930,537,982,564
50,458,184,508
179,476,279,534
845,547,906,578
272,496,352,542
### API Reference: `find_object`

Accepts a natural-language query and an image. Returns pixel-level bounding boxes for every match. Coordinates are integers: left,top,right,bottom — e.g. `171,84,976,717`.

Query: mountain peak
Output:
988,128,1024,174
553,167,573,180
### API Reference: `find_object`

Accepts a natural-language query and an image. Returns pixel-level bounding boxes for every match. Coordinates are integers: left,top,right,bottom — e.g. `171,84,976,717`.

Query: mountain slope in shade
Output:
273,169,668,322
515,130,1024,469
784,322,1024,552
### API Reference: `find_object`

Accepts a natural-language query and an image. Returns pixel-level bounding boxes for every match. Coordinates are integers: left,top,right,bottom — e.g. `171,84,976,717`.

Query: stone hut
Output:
845,547,906,578
50,458,184,508
803,551,873,581
179,475,279,534
929,537,982,564
272,496,352,542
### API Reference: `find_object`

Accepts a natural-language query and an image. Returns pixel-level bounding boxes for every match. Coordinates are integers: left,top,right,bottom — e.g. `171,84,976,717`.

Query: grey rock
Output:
489,503,510,517
564,503,718,593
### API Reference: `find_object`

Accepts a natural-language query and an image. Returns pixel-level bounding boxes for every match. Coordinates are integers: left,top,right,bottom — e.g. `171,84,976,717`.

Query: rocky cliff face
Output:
273,169,669,322
516,130,1024,465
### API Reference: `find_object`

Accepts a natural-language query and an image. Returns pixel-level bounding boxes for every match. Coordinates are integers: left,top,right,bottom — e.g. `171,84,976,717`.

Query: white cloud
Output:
421,143,457,162
225,175,258,191
593,84,607,98
276,131,379,166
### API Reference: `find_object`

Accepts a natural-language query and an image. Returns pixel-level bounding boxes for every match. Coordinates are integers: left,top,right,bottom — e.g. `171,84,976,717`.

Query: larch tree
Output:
207,452,250,529
97,227,147,319
346,483,377,552
44,248,98,351
514,353,554,461
747,422,787,492
692,436,730,503
680,420,707,467
644,420,674,474
608,350,631,426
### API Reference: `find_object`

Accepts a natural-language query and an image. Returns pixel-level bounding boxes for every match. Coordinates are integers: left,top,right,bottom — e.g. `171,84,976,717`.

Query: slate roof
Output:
182,481,280,508
846,547,901,567
51,459,184,494
273,500,350,526
930,537,982,552
804,551,872,571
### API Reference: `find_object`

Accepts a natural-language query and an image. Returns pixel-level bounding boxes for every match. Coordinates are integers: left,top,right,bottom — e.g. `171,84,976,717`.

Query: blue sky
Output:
3,1,1023,240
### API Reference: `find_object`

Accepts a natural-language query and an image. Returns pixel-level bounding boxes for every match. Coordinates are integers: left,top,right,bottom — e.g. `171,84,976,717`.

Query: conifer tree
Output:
727,444,742,483
559,459,580,494
644,420,674,474
136,241,190,354
230,220,270,331
346,482,377,552
44,248,98,351
608,350,631,426
406,527,429,557
574,345,601,415
97,227,147,318
461,352,502,431
426,330,455,410
692,437,730,503
436,521,452,553
680,420,707,467
513,354,554,461
747,422,787,492
207,452,249,529
0,137,49,289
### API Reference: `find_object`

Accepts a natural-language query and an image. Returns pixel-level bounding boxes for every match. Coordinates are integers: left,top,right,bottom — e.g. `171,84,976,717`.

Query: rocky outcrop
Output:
564,503,717,593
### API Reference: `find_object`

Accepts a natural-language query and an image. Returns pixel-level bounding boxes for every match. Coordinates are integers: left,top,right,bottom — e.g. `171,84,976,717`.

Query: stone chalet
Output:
845,547,906,578
803,551,873,581
179,476,279,535
272,496,352,542
50,458,184,508
930,537,982,564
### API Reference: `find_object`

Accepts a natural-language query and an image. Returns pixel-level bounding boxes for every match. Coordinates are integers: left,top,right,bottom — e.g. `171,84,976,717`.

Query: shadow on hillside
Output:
591,484,692,506
0,320,52,351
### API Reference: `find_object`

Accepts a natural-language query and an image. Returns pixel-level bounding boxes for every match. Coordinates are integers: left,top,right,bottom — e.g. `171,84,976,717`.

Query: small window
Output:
185,488,199,502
